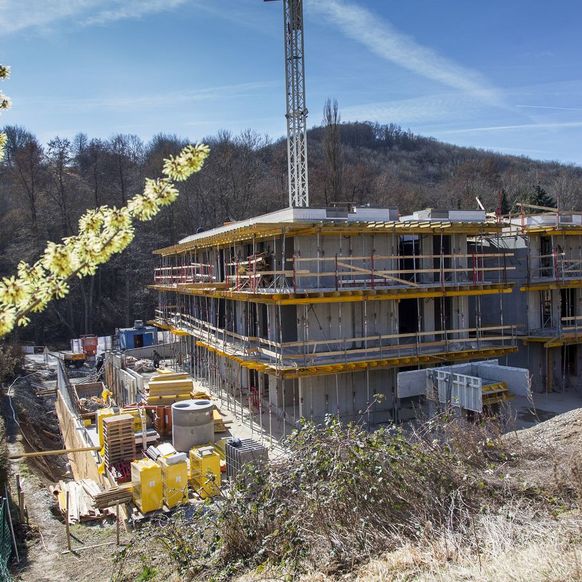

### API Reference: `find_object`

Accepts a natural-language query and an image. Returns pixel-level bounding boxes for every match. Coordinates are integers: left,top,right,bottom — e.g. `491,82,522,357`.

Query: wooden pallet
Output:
103,414,136,469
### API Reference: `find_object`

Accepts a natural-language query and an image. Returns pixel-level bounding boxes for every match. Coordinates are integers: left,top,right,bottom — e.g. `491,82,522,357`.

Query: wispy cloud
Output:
516,104,582,112
307,0,500,103
21,81,279,112
0,0,193,36
340,93,483,125
82,0,190,26
440,121,582,134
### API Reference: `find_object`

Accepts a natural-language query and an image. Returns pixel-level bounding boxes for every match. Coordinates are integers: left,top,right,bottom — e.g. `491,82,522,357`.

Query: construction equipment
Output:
131,459,163,514
61,351,86,368
102,414,136,471
159,456,188,508
189,446,221,499
265,0,309,208
146,371,195,405
225,438,268,480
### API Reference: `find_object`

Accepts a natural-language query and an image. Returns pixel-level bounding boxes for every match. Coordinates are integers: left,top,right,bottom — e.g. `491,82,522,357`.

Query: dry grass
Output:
114,411,582,581
336,504,582,582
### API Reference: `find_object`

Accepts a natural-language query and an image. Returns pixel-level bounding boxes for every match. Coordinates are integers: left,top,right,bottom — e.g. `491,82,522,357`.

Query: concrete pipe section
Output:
171,399,214,452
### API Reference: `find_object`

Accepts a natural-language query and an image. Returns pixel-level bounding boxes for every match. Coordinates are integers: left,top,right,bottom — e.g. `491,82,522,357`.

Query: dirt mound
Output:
7,377,67,482
503,407,582,492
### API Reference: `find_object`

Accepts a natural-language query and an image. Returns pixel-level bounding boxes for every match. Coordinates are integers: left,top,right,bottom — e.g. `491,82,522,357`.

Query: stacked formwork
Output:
150,207,517,429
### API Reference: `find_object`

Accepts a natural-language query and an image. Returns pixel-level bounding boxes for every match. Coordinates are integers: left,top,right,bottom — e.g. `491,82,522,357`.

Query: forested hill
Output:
1,121,581,343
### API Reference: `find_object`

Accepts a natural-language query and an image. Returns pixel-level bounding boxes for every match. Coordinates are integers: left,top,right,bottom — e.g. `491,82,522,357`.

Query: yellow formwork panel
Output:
131,459,163,514
159,457,188,508
96,408,115,449
189,446,221,499
149,283,513,306
120,407,146,431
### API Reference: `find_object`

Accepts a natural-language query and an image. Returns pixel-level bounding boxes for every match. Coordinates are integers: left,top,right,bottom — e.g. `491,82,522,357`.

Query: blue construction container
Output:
118,321,157,350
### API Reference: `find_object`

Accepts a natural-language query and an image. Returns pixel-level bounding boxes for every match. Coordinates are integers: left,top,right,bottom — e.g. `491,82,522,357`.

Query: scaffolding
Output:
151,208,517,431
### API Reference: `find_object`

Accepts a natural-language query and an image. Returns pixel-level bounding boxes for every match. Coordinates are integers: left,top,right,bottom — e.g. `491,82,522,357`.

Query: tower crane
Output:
265,0,309,208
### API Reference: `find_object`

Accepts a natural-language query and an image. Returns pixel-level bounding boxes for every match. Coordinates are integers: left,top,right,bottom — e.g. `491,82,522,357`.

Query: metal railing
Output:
155,251,513,293
532,253,582,281
156,310,517,368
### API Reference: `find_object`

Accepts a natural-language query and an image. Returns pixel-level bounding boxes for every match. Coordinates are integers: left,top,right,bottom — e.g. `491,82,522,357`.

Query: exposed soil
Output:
2,369,125,582
502,407,582,492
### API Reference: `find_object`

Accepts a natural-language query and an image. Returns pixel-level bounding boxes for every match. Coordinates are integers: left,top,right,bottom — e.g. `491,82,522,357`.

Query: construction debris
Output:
53,480,112,523
92,483,134,510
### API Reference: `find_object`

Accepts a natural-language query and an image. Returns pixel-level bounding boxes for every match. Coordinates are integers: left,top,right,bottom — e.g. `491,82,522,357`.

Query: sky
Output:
1,0,581,164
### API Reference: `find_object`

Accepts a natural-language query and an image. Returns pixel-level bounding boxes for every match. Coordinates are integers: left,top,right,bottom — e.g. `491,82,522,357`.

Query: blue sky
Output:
1,0,581,164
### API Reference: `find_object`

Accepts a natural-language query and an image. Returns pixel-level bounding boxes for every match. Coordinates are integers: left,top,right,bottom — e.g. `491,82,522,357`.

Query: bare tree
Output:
3,126,45,243
47,137,73,236
323,98,343,205
108,134,144,204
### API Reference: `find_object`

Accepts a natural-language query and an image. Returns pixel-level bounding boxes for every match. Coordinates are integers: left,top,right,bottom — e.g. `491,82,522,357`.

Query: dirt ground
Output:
5,355,582,581
3,369,126,582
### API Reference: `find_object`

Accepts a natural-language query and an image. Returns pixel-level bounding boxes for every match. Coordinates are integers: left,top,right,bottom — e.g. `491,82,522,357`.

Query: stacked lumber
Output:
191,390,211,400
54,479,111,523
103,414,136,470
92,482,134,510
213,409,227,433
145,372,194,405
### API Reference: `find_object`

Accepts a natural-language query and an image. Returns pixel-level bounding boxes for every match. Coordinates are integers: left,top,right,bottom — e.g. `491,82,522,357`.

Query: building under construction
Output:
151,206,519,428
481,209,582,392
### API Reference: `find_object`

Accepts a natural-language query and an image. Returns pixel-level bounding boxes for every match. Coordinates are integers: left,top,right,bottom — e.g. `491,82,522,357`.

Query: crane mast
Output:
267,0,309,208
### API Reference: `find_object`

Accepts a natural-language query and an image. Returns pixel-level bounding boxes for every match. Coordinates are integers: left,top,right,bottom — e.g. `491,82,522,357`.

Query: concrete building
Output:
485,211,582,392
150,206,517,429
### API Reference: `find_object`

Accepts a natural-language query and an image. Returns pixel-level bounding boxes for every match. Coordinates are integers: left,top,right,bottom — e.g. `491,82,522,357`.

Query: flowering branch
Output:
0,135,210,336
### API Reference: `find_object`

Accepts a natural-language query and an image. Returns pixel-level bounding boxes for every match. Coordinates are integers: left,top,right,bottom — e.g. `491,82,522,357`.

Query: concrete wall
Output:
293,233,399,290
273,369,396,425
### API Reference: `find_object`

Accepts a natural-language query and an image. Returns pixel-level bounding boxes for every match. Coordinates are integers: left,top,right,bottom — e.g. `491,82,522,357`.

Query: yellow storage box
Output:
131,459,163,514
159,457,188,508
189,446,221,499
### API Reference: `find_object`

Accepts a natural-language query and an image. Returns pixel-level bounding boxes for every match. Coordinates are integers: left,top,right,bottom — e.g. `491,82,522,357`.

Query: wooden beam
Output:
9,446,101,460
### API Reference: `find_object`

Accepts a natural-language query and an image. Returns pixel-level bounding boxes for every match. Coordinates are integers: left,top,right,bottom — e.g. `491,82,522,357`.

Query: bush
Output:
0,343,22,384
116,414,514,580
217,416,505,572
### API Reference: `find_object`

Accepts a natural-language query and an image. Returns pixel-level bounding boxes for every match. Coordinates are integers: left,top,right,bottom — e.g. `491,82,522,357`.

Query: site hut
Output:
489,210,582,393
149,206,517,430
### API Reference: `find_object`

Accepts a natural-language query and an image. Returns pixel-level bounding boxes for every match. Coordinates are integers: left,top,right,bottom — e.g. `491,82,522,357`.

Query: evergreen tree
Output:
530,184,556,209
499,189,510,214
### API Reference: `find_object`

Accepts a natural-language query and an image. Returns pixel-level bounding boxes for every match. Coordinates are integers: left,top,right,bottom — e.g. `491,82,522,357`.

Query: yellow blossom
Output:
103,207,131,233
109,226,135,252
44,277,69,300
0,306,15,336
144,177,179,206
16,315,30,327
42,241,78,278
0,276,31,307
0,111,210,337
163,144,210,181
0,132,6,162
0,94,11,109
79,208,105,235
128,193,160,221
0,65,10,79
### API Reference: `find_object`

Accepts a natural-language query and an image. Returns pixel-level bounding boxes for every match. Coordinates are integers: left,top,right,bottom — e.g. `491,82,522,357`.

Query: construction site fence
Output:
0,498,13,581
55,359,104,484
533,253,582,281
